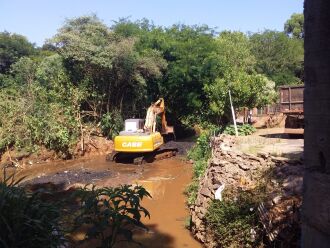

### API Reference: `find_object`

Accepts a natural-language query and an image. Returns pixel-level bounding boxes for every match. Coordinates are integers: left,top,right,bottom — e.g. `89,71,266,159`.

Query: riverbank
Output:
189,128,304,247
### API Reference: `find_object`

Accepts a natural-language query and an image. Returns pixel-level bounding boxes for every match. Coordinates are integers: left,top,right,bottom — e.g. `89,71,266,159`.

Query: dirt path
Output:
235,127,304,160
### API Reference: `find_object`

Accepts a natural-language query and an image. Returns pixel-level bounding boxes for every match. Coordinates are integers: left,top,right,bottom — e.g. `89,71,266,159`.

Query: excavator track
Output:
106,147,178,165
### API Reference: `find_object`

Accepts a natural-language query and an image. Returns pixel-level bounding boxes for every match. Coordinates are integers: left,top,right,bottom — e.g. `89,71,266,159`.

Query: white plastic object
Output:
214,184,225,201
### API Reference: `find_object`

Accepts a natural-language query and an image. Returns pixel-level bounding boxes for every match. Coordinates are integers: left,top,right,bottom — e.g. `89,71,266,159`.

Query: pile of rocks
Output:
189,134,304,247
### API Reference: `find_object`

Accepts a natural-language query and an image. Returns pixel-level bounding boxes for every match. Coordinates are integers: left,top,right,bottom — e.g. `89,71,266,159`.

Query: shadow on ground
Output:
260,133,304,139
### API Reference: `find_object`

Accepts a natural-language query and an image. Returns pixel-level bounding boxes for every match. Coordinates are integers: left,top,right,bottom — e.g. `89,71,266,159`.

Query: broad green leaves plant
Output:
224,124,256,136
100,111,124,140
74,184,151,248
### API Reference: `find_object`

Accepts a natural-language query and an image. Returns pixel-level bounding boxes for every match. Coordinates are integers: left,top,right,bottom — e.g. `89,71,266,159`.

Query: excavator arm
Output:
144,98,173,135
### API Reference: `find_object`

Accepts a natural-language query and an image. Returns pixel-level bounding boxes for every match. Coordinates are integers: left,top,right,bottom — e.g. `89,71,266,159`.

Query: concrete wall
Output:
302,0,330,246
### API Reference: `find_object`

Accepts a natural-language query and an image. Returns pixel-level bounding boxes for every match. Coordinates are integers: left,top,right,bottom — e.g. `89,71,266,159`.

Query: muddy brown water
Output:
15,156,201,248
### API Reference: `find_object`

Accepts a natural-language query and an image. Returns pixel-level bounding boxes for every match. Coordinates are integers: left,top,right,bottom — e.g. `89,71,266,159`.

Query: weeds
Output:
185,178,199,205
206,188,265,248
224,124,256,136
186,131,214,205
0,169,64,248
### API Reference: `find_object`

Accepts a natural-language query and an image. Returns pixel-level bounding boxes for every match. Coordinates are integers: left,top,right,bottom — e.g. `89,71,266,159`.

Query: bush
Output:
186,130,214,205
0,169,152,248
0,174,63,247
205,189,264,248
73,184,151,247
100,111,124,140
224,124,256,136
187,132,211,162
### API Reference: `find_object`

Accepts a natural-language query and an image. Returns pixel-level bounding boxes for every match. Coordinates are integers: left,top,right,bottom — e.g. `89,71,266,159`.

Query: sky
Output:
0,0,303,46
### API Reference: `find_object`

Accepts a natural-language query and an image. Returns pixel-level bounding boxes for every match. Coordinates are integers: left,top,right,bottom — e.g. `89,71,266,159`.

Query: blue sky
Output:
0,0,303,46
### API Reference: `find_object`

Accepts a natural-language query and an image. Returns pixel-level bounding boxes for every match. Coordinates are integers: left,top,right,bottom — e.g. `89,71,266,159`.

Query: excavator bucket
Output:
162,125,176,141
162,126,174,134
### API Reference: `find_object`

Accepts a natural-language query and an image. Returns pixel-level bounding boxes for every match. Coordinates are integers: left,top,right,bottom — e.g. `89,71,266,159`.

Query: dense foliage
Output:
0,32,36,74
0,55,82,156
284,13,304,39
186,130,214,205
206,189,264,248
0,172,63,247
250,30,304,86
0,171,151,248
0,13,303,155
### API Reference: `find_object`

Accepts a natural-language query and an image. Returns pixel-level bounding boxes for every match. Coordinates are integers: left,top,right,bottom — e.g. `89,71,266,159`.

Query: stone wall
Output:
190,134,303,247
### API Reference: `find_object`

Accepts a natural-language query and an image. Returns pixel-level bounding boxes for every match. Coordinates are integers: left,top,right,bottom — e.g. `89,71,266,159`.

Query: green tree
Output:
0,32,36,73
0,55,83,156
250,30,304,86
204,32,276,122
130,23,219,122
284,13,304,39
51,15,166,119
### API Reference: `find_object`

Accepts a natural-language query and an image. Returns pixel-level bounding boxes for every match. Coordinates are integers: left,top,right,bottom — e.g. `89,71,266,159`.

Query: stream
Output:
17,156,202,248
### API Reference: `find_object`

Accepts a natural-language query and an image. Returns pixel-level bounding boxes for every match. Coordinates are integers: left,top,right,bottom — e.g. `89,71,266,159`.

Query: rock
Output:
200,187,212,198
196,232,205,242
212,183,221,190
271,156,290,163
272,195,282,205
244,153,264,163
238,163,250,171
257,151,269,159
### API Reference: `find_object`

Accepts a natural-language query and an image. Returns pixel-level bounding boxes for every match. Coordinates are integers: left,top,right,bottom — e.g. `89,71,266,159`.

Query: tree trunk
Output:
302,1,330,247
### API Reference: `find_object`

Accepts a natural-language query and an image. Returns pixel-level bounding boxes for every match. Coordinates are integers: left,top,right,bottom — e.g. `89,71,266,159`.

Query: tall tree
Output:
51,15,166,118
250,30,304,86
132,23,219,121
0,32,36,74
204,32,276,123
284,13,304,39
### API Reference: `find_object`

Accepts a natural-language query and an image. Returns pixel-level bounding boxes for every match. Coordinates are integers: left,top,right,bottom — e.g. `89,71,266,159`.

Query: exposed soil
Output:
0,136,114,168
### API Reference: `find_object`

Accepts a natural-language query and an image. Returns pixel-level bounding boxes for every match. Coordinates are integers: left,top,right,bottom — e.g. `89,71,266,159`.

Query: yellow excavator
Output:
107,98,177,164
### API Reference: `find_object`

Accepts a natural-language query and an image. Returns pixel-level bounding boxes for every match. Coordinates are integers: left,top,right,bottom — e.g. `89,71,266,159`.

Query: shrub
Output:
186,131,214,205
205,189,264,248
187,132,211,162
0,173,64,248
224,124,256,136
100,111,124,140
73,184,151,247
